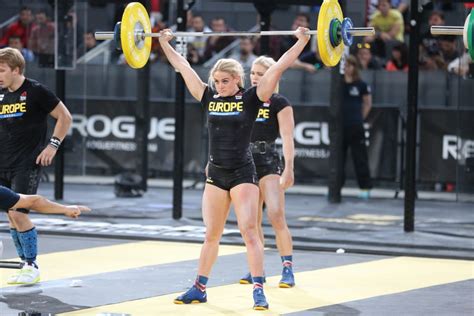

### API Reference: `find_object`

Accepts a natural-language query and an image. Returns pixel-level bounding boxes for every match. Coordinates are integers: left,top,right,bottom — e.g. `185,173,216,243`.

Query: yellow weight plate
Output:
317,0,344,67
121,2,152,69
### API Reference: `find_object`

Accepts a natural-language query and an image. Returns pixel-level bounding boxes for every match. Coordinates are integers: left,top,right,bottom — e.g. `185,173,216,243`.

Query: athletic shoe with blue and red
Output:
239,272,266,284
253,285,269,310
279,265,295,288
174,285,207,304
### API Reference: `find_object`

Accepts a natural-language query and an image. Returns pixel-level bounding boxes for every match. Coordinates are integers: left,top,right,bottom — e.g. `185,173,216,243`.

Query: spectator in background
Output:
8,36,34,62
356,42,382,70
187,43,203,65
83,31,97,52
419,47,446,70
279,14,313,59
0,7,35,49
28,9,55,67
430,0,455,11
252,15,282,62
368,0,409,31
149,13,167,63
368,0,409,16
366,0,404,58
203,17,235,61
418,10,446,71
341,55,373,200
230,37,257,69
188,14,212,61
279,13,319,73
447,51,473,77
438,36,459,65
392,0,409,15
421,11,445,57
169,10,194,32
385,42,409,71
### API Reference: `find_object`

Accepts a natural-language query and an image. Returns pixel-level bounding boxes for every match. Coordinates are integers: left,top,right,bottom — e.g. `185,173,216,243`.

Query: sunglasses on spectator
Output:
357,43,371,49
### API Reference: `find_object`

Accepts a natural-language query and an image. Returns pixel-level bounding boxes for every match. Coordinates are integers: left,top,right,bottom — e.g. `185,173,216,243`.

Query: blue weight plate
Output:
341,17,354,46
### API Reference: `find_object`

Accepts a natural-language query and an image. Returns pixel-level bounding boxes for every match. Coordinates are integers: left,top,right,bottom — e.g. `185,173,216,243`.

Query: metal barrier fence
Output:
24,63,474,192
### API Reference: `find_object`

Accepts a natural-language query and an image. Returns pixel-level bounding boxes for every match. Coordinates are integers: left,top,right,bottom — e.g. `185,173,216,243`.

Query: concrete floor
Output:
1,234,473,315
1,183,473,315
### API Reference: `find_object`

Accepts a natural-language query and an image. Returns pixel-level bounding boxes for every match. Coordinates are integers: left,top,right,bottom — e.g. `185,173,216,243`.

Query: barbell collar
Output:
431,26,464,36
346,27,375,36
95,27,374,41
95,32,116,40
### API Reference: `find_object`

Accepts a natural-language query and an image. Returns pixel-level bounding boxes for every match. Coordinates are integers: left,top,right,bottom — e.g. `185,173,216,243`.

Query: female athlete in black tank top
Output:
158,27,310,310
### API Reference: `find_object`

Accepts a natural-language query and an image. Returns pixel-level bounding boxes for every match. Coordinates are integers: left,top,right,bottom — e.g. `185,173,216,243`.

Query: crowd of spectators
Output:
0,6,35,49
1,2,471,76
0,6,56,66
356,0,473,77
0,7,37,61
0,6,93,67
148,0,471,76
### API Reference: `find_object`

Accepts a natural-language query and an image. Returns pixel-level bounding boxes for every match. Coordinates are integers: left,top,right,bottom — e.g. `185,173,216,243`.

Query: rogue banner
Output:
419,109,474,183
63,100,399,182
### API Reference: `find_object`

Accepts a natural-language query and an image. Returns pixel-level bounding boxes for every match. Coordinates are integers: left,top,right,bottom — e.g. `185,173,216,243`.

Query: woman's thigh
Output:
259,174,285,215
230,183,260,228
202,184,231,235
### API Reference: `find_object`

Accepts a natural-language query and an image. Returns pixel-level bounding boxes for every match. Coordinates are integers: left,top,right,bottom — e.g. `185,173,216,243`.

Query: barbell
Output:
431,9,474,60
94,0,375,68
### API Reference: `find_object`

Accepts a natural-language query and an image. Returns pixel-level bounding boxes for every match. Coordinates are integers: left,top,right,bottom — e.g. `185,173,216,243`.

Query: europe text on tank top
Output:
251,93,290,143
0,78,59,171
201,86,262,169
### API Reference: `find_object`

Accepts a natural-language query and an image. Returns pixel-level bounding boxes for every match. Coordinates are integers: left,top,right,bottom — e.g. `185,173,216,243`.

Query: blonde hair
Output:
0,47,26,74
208,58,245,90
252,56,279,93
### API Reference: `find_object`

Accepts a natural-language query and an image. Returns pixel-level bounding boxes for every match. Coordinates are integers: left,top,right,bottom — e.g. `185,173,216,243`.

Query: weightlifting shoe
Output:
279,266,295,288
174,285,207,304
16,263,40,285
253,287,269,310
239,272,266,284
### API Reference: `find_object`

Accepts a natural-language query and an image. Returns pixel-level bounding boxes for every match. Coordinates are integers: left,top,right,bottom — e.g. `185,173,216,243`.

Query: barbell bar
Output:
94,0,375,68
430,10,474,60
95,27,375,41
0,260,23,269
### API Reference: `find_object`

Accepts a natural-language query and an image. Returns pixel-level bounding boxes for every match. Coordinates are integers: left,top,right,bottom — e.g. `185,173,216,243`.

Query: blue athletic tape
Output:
10,228,25,260
19,227,38,263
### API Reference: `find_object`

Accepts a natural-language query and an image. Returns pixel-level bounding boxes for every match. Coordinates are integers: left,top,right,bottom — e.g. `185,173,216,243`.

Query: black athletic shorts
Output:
0,167,40,213
253,150,282,180
0,185,20,211
206,162,258,191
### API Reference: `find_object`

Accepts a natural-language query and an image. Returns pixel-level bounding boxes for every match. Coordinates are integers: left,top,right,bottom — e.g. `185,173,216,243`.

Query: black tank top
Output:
251,93,290,143
201,86,262,168
0,78,59,171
